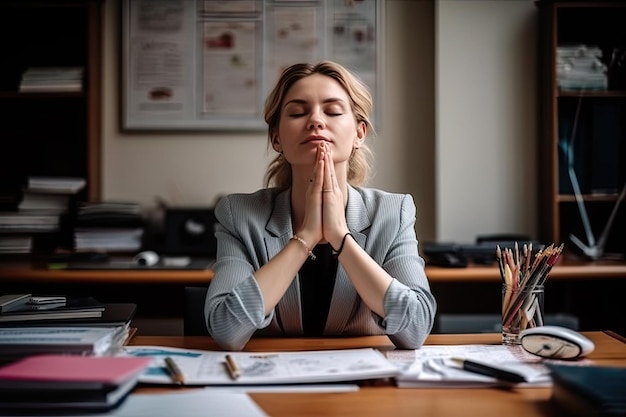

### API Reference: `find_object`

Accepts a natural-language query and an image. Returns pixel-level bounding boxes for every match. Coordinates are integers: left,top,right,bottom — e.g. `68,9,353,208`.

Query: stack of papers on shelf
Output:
124,346,399,385
19,66,84,93
78,201,143,217
390,344,552,388
0,234,32,254
74,202,145,252
0,354,151,411
74,228,145,252
0,296,105,323
0,325,128,359
18,191,72,213
26,176,86,194
0,211,60,233
557,45,608,90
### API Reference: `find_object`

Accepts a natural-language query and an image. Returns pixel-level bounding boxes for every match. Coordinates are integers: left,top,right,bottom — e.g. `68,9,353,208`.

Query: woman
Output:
205,61,436,351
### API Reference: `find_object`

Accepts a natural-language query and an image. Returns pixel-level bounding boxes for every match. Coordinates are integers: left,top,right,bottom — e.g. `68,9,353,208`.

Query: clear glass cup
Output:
501,284,544,345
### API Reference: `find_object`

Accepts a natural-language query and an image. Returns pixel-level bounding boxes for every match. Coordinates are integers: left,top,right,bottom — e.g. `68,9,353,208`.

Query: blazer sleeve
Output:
204,195,273,351
377,194,437,349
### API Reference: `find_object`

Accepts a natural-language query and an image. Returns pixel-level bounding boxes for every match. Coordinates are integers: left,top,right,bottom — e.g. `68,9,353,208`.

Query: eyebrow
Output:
283,97,347,107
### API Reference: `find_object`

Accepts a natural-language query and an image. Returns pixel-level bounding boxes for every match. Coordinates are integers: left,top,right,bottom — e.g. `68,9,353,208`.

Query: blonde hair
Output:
263,61,375,188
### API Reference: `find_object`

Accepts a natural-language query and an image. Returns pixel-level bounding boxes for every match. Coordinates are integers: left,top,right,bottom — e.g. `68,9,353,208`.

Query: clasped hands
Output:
299,142,350,252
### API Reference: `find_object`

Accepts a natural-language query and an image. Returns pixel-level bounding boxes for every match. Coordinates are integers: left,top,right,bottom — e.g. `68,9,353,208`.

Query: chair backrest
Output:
183,286,210,336
437,313,579,334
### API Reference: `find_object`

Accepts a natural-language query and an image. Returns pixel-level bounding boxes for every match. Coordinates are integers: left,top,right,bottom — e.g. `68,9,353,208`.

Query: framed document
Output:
122,0,383,131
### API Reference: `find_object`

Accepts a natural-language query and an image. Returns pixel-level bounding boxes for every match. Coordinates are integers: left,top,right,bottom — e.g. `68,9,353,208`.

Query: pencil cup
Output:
501,284,544,345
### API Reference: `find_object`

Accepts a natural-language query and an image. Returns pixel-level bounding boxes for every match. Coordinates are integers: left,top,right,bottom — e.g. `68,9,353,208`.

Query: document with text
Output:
124,346,399,385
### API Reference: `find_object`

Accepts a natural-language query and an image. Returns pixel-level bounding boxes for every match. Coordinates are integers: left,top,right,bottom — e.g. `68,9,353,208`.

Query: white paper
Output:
9,390,268,417
107,391,268,417
124,346,398,385
390,344,552,388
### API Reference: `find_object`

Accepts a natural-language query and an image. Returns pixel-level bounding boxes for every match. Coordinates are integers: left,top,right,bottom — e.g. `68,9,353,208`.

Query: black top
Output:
299,244,338,336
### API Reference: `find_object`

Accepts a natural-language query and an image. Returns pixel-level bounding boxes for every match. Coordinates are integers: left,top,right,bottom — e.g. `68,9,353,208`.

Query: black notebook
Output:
0,303,136,328
547,364,626,417
0,297,104,323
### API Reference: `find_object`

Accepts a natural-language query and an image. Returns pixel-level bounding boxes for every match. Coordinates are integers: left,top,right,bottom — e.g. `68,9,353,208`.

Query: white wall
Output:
103,2,271,208
436,0,538,242
102,0,538,243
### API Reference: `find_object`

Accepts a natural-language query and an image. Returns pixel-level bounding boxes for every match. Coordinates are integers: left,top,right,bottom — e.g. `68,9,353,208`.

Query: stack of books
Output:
0,354,151,411
74,202,145,253
0,325,129,359
0,212,58,254
0,176,86,255
18,66,84,93
0,294,137,328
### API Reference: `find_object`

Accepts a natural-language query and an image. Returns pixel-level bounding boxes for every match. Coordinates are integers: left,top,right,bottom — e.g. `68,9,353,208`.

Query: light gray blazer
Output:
205,186,436,351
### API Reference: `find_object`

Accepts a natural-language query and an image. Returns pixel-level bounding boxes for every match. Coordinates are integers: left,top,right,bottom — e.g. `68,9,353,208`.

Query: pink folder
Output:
0,354,151,388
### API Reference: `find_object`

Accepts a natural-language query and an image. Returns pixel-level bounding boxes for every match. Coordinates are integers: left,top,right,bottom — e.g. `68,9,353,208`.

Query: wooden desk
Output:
127,331,626,417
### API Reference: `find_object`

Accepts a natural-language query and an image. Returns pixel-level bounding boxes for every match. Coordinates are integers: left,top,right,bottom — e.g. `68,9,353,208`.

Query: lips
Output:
303,135,331,144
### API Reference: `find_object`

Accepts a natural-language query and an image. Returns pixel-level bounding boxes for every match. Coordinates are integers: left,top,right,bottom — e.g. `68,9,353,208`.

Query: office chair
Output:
183,286,210,336
438,313,579,334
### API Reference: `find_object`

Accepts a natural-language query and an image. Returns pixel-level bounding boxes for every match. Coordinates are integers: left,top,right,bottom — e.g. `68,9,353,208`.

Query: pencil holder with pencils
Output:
498,243,563,345
502,284,545,345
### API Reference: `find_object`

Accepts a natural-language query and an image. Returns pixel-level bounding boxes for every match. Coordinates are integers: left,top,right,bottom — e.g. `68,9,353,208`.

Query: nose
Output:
307,109,325,130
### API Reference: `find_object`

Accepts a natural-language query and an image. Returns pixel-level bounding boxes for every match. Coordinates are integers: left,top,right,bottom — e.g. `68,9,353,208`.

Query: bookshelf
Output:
0,0,102,203
537,1,626,260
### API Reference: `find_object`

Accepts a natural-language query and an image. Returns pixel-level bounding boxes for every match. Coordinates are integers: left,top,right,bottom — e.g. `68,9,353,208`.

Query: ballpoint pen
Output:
164,357,185,385
450,357,527,383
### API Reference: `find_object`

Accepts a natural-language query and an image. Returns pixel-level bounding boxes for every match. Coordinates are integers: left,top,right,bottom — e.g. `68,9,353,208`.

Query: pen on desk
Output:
164,356,185,385
450,357,527,383
225,354,241,380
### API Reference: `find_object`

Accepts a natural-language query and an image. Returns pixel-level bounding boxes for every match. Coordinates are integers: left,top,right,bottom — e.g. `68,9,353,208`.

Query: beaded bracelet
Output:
291,234,316,260
331,232,354,257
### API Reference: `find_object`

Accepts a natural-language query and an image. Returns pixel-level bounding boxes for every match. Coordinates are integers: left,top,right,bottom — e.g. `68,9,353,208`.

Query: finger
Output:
308,145,322,188
325,144,340,190
313,146,325,192
323,145,334,191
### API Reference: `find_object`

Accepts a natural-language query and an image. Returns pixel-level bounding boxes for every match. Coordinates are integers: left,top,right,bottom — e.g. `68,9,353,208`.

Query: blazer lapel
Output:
265,188,303,333
325,186,371,334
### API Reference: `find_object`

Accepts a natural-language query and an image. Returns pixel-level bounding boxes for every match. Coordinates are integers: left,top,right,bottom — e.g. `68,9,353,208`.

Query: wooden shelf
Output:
1,261,623,334
558,90,626,97
427,260,626,282
0,92,85,99
0,0,102,201
0,262,213,285
0,260,623,285
537,0,626,258
557,193,623,202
